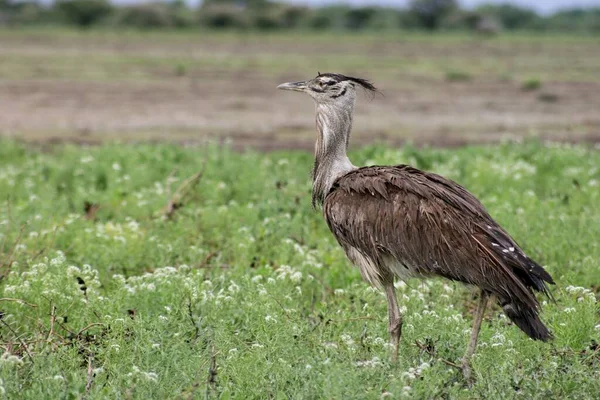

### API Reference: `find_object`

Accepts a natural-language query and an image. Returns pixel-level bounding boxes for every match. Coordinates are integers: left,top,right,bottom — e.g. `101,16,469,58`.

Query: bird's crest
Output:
316,72,380,99
316,72,377,92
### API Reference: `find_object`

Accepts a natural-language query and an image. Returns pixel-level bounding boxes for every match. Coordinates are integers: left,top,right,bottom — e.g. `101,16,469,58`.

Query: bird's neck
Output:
312,103,356,207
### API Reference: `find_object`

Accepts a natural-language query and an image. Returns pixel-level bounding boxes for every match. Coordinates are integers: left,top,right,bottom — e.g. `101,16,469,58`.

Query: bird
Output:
277,72,554,383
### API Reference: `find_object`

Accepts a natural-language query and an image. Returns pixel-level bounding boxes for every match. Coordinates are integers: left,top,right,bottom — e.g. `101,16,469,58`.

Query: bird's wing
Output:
323,165,553,308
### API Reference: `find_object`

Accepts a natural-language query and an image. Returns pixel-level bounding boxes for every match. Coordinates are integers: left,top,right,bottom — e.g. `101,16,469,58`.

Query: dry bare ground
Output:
1,30,599,150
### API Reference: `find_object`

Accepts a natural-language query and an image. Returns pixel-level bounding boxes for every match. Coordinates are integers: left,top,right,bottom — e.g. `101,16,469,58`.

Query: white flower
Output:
341,334,355,348
50,251,66,266
265,315,277,323
63,266,80,279
290,271,302,283
228,281,240,293
354,357,383,368
0,353,23,366
144,372,158,382
395,281,407,290
402,369,416,380
112,162,121,171
417,362,430,373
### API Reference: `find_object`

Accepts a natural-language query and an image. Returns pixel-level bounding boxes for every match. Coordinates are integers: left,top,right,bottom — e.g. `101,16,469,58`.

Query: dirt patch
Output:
1,31,599,150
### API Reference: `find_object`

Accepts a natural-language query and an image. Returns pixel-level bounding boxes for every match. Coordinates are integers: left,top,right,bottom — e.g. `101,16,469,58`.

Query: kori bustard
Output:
278,73,554,382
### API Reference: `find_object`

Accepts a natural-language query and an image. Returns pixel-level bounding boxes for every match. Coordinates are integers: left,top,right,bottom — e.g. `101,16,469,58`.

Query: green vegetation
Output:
0,0,599,33
2,29,599,85
522,77,543,91
1,140,599,398
445,69,472,82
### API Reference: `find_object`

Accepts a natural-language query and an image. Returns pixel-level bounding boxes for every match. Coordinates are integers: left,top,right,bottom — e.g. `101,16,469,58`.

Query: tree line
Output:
1,0,599,33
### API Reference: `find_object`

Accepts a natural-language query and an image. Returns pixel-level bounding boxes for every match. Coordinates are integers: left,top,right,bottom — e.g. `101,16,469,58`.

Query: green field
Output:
1,140,599,398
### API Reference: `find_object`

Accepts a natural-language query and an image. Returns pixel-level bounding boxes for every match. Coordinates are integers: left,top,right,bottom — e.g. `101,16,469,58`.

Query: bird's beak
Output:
277,81,308,92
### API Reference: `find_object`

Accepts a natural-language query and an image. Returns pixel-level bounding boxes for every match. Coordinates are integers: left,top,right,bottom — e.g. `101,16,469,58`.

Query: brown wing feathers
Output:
325,165,554,341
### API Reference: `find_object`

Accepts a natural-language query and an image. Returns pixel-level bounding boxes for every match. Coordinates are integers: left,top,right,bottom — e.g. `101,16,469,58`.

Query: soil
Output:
1,32,599,150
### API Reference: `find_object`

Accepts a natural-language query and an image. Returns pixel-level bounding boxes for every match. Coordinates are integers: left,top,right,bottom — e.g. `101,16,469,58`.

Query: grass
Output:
522,77,543,91
1,28,600,83
0,140,599,398
445,70,472,82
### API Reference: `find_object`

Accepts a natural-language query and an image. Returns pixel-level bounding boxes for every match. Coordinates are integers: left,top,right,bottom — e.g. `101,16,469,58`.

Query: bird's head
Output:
277,72,377,107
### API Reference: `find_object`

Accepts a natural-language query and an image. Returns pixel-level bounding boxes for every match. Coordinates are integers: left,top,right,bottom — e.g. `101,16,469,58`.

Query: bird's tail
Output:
501,301,552,341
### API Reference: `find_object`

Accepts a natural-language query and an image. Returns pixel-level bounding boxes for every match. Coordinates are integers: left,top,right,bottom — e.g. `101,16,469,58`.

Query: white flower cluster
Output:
90,218,144,244
401,362,430,380
490,332,513,348
0,352,23,367
488,159,537,180
275,265,303,283
127,366,158,383
354,356,383,368
361,336,391,350
564,285,597,303
3,252,102,306
120,265,190,296
340,333,356,351
282,238,323,270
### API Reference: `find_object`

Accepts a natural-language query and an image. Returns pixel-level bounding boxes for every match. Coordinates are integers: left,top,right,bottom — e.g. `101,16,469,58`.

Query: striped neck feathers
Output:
312,101,357,207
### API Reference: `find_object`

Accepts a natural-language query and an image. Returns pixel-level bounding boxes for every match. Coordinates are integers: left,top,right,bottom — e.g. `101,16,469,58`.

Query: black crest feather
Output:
316,72,378,94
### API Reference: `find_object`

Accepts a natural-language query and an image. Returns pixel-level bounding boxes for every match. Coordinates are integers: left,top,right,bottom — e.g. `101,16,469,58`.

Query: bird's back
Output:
323,164,554,340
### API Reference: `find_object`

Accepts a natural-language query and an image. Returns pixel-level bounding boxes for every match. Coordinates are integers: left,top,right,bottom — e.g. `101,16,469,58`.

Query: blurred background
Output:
1,0,599,150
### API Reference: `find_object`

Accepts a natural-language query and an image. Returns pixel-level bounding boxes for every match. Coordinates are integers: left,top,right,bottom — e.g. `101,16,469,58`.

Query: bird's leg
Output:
384,280,403,363
462,289,489,385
